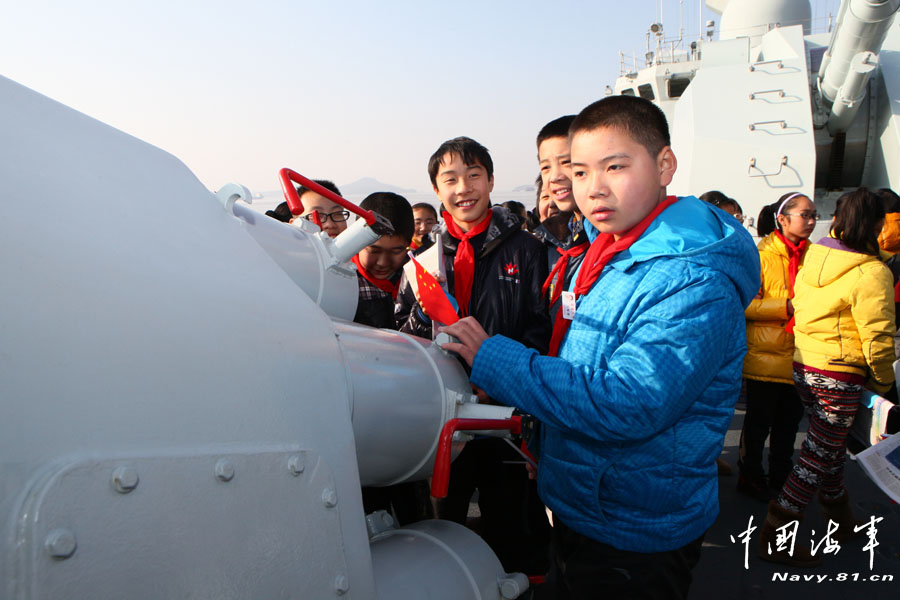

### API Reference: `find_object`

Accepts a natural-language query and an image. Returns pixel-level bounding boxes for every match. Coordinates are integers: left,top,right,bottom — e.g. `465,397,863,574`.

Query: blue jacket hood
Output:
583,196,759,309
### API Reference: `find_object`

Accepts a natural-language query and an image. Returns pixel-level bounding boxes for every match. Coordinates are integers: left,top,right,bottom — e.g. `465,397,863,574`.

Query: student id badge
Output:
561,291,576,320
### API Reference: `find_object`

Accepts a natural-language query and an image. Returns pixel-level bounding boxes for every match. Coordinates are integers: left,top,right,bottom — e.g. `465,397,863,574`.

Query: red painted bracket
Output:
431,417,522,498
279,168,378,226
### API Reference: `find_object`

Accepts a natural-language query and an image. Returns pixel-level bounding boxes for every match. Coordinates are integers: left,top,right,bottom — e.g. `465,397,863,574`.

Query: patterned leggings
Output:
776,364,864,513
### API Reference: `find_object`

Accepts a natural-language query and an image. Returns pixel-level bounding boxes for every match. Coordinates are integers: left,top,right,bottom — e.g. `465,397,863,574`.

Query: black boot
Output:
737,467,772,503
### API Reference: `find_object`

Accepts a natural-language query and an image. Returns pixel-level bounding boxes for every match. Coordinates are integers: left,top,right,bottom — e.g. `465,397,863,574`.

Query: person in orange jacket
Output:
876,188,900,253
876,189,900,332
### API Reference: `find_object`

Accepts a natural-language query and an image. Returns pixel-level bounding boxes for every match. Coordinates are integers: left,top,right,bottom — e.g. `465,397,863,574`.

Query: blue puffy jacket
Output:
470,197,759,552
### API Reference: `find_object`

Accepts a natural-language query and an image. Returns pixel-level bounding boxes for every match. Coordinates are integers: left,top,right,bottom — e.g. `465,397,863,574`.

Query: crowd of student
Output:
701,186,900,569
262,95,898,599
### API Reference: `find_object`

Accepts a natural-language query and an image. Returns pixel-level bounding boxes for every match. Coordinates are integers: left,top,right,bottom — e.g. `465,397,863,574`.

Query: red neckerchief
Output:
443,209,493,317
409,239,421,251
542,243,589,306
548,196,679,357
773,230,808,334
352,255,399,299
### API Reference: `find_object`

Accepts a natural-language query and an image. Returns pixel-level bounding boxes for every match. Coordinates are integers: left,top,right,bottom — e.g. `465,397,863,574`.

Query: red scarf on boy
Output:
352,255,399,299
542,243,589,306
548,196,679,357
443,209,494,317
773,230,808,334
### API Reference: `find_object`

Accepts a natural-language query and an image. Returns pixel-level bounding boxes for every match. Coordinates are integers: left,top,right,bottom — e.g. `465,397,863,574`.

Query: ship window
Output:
808,47,826,74
621,88,635,96
667,77,691,98
638,84,655,100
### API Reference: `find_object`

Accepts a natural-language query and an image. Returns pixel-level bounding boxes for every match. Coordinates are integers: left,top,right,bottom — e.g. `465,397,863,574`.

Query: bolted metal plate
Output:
16,448,350,599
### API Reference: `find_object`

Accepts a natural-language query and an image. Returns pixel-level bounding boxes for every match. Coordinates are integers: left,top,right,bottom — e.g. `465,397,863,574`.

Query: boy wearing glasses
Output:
297,179,349,238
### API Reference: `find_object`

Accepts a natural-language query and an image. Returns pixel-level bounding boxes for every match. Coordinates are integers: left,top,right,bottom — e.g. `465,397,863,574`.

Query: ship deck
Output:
690,407,900,598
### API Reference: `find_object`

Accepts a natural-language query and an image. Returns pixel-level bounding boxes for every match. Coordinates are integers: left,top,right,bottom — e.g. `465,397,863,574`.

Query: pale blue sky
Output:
3,0,839,193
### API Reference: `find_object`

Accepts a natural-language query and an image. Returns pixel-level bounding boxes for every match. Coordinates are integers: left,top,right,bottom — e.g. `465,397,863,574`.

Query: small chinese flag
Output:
409,254,459,325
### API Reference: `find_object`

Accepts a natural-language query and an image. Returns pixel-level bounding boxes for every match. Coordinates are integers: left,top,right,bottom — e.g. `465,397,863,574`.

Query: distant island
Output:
339,177,416,195
512,184,536,192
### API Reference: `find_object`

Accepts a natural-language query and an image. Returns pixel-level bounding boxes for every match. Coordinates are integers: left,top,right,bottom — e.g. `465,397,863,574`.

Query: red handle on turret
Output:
431,417,522,498
279,168,378,226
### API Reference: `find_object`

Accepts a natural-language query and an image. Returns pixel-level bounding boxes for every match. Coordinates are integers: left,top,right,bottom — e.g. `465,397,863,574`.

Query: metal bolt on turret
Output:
45,529,77,559
111,466,139,493
215,459,235,482
498,573,529,599
322,488,338,508
334,575,349,595
365,510,395,537
288,454,305,476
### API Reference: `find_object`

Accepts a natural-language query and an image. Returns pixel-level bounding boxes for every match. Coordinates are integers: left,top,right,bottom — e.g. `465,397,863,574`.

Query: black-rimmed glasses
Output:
303,210,350,223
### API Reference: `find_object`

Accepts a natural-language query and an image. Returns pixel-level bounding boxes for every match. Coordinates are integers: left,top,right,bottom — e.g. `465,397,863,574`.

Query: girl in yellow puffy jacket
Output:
761,188,895,567
738,192,816,502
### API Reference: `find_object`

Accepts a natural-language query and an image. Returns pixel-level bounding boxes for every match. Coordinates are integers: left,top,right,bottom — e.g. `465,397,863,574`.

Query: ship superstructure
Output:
614,0,900,234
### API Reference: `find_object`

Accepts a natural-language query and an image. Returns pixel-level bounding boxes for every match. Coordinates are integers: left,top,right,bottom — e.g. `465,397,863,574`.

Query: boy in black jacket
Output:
395,136,551,573
396,137,550,350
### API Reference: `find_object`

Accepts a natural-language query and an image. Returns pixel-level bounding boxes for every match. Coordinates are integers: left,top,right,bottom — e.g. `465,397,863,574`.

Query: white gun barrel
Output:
819,0,900,134
333,321,477,487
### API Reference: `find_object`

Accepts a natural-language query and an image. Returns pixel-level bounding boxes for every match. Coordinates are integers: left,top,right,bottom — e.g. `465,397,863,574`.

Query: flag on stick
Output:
409,253,459,325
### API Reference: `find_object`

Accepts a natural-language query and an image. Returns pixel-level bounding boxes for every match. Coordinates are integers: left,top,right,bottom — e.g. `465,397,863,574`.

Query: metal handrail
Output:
749,59,784,72
749,120,787,131
748,156,788,178
749,89,786,100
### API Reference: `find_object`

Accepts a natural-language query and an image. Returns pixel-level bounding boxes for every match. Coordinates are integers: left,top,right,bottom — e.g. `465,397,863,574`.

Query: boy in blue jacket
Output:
443,96,759,599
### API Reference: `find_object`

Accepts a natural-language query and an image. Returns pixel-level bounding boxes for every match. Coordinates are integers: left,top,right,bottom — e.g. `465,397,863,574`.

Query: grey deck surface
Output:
689,408,900,599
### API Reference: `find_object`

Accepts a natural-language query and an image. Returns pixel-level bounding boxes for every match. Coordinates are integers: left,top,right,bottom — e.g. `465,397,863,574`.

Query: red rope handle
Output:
279,168,378,226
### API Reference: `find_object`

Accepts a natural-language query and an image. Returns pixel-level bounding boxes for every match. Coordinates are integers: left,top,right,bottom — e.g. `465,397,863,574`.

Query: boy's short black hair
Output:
569,96,670,159
700,190,740,213
502,200,527,221
537,115,576,149
427,137,493,188
360,192,415,243
265,201,293,223
411,202,438,219
296,179,341,201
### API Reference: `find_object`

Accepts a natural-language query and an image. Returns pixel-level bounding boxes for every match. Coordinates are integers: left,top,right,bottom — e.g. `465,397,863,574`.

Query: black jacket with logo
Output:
395,206,551,354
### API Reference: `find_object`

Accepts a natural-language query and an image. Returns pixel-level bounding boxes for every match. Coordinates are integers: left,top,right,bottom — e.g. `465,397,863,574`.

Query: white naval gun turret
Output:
0,75,529,599
613,0,900,234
